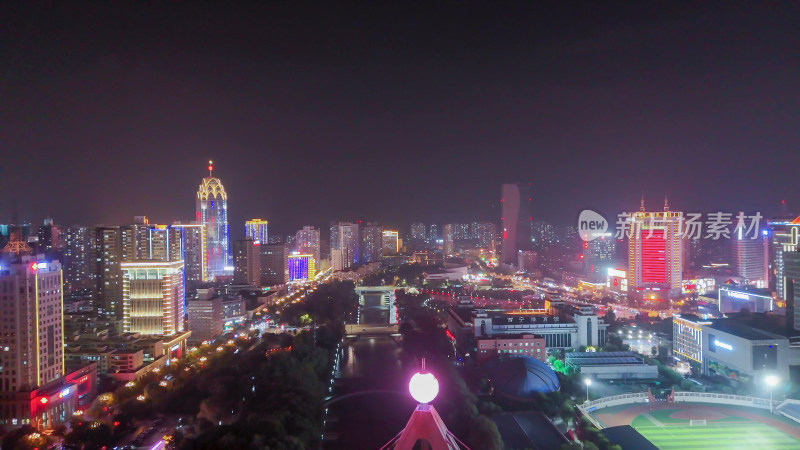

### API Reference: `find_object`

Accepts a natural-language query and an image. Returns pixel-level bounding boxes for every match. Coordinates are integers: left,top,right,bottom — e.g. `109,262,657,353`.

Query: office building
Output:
331,222,359,270
473,303,608,349
410,223,426,242
196,161,231,278
260,243,288,285
360,223,383,263
245,219,268,244
673,314,712,363
171,222,207,283
443,224,455,256
121,260,185,335
0,254,64,391
233,238,260,285
120,216,152,262
187,290,223,343
673,315,794,382
476,335,547,364
288,254,316,282
732,222,769,287
705,322,790,382
382,230,399,254
36,219,62,253
718,286,773,314
149,225,183,262
63,226,94,298
93,226,123,318
501,183,533,265
625,200,683,298
770,217,800,300
295,226,320,263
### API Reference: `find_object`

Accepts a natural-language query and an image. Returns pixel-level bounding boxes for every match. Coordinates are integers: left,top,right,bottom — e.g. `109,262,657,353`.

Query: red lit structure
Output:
626,199,683,299
1,363,97,430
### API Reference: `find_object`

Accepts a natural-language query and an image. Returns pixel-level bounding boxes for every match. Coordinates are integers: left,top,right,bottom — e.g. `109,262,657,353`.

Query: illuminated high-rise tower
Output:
626,198,683,298
121,260,185,335
731,215,768,287
245,219,268,244
171,222,207,284
0,252,64,391
196,160,231,278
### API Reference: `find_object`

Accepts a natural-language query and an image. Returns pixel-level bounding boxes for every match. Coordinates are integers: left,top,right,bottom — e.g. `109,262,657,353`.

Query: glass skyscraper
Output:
196,161,231,278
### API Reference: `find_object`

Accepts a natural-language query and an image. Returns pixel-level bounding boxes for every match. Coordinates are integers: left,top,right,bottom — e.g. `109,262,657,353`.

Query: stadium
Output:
580,392,800,449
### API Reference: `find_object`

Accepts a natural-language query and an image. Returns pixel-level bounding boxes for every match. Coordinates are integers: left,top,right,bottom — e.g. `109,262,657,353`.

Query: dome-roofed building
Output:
483,356,560,398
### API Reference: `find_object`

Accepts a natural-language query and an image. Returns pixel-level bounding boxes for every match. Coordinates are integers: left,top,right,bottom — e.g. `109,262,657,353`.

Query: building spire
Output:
664,193,670,212
208,160,214,177
639,194,645,212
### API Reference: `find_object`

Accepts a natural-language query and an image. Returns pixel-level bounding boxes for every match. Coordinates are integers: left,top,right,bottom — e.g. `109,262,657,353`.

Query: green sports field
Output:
632,411,800,449
591,404,800,450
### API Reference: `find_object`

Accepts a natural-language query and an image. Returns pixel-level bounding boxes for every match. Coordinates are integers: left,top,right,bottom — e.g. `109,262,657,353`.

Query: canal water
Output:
323,334,418,449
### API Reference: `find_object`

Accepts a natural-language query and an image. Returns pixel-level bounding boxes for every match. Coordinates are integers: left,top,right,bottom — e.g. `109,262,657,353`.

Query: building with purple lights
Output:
288,253,316,282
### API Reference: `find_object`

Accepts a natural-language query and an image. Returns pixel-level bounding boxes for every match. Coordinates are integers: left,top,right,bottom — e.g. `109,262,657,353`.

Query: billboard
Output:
718,288,773,314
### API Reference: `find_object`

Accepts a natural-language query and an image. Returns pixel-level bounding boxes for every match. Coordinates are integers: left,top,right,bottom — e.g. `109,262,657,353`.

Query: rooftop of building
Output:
708,319,787,341
724,312,794,338
601,425,659,450
491,411,568,449
674,314,712,324
718,284,773,297
565,351,647,366
477,333,545,341
447,306,475,325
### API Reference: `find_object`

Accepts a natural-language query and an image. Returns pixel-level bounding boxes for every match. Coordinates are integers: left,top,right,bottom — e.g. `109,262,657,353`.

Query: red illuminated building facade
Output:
626,200,683,299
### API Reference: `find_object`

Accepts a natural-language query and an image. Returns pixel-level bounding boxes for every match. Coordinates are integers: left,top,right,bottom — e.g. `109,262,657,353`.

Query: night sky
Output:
2,1,799,237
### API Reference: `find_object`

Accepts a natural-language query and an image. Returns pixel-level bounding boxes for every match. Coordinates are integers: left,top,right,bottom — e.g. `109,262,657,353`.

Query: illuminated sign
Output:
727,290,750,301
170,344,180,351
607,268,627,278
714,340,733,351
37,262,48,269
58,387,71,398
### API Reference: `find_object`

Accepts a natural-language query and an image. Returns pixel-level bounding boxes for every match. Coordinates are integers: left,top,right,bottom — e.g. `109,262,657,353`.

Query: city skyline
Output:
2,2,799,232
4,3,800,447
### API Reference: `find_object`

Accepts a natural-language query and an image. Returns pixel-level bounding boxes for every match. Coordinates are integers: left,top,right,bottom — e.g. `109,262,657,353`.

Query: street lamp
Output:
766,375,779,413
584,378,592,403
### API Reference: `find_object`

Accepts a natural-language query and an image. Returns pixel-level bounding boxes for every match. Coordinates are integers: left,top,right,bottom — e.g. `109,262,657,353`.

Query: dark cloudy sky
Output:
2,1,799,237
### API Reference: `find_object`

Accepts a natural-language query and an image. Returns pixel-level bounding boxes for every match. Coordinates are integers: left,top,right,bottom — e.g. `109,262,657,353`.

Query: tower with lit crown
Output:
626,197,683,299
196,160,231,278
